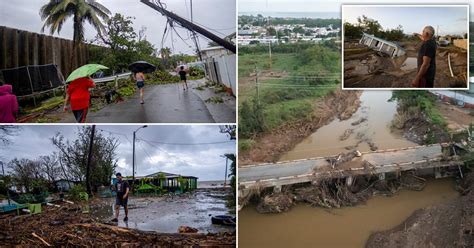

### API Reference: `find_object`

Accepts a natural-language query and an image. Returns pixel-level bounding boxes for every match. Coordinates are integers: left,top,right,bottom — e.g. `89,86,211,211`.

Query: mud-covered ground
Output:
344,41,468,88
239,87,361,165
0,188,236,247
366,173,474,248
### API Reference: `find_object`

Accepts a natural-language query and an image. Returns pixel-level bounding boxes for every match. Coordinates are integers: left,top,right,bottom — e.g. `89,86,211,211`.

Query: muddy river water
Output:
240,91,459,247
281,91,416,161
239,179,458,248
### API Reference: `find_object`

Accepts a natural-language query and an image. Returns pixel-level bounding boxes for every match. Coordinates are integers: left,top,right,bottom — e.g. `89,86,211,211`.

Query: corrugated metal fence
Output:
204,54,236,95
0,26,91,80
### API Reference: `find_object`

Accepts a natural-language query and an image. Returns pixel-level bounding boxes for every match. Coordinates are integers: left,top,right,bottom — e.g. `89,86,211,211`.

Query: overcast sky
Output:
0,125,236,181
239,0,473,19
0,0,236,55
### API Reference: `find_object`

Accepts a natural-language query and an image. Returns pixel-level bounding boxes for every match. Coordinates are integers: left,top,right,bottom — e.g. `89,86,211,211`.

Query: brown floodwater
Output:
281,91,416,161
400,57,418,71
238,179,458,248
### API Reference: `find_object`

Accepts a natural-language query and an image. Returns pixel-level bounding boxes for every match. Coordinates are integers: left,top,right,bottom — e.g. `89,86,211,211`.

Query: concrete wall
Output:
0,26,90,79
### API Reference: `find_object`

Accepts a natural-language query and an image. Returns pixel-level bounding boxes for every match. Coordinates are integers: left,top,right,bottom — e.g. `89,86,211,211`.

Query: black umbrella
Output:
128,61,157,73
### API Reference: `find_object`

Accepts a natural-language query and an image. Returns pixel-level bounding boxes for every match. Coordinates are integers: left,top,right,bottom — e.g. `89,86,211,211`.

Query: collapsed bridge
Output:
239,143,465,209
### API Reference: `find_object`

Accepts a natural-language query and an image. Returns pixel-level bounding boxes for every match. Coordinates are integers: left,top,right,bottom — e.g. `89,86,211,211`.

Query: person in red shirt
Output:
63,77,95,123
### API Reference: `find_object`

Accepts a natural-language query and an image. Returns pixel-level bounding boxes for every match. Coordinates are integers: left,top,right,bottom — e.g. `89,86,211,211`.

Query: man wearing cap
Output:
111,172,129,222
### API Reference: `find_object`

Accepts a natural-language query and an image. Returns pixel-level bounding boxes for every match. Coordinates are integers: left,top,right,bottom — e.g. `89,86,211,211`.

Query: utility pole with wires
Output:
269,42,272,72
86,125,96,195
189,0,202,61
141,0,236,53
255,65,260,106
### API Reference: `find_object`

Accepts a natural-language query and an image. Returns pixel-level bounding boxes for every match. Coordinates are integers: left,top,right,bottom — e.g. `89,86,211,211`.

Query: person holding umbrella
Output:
63,64,108,123
128,61,156,105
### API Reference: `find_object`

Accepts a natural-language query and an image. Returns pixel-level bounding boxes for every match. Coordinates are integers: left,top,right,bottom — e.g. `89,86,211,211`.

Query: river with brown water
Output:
239,91,458,247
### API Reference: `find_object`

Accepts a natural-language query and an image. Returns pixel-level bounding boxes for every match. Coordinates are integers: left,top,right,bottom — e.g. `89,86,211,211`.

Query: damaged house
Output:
359,33,406,57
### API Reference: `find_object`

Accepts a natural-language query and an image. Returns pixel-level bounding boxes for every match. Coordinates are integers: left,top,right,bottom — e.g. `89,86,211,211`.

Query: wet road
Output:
82,83,214,123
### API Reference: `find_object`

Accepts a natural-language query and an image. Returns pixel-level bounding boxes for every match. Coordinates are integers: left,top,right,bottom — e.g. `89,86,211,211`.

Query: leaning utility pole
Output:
86,125,96,195
190,0,203,61
141,0,236,53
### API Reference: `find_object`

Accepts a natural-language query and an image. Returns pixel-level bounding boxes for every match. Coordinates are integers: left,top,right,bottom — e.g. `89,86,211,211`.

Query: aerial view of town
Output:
238,14,340,45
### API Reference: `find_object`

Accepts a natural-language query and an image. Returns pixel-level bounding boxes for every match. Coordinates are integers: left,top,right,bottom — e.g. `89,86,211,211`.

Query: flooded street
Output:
281,91,416,161
90,188,235,233
239,179,459,248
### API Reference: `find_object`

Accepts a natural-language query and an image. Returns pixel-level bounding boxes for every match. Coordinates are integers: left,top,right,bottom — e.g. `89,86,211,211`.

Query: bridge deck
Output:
239,144,458,188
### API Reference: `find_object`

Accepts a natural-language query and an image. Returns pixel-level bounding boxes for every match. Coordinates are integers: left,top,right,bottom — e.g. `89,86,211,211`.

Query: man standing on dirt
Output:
111,173,129,222
412,26,437,88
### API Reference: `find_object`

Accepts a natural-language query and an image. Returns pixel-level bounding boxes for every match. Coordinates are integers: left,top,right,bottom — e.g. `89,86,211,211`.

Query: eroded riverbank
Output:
281,91,416,161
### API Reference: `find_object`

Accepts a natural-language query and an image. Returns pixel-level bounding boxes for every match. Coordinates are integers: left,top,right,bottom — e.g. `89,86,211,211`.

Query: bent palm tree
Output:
40,0,111,47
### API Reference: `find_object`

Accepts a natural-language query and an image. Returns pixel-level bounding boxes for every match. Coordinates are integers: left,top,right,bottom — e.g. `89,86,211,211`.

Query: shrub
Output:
69,184,87,202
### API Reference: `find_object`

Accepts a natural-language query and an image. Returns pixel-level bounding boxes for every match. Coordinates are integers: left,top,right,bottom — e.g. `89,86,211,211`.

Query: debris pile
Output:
0,203,235,247
251,173,435,214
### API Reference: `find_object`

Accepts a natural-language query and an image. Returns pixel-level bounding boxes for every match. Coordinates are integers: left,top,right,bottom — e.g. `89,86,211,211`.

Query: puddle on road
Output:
281,91,416,161
239,178,458,248
400,57,418,71
90,189,234,233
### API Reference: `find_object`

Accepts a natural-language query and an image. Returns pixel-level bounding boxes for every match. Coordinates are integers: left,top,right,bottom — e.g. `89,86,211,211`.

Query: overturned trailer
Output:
359,33,406,57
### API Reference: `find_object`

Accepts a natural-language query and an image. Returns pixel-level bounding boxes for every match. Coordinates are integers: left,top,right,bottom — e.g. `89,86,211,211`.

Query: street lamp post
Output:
132,125,148,191
220,155,229,187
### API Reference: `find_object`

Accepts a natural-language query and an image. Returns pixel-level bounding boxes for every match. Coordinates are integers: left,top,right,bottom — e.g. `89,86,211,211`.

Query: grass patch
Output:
239,139,255,151
263,99,314,130
238,43,341,138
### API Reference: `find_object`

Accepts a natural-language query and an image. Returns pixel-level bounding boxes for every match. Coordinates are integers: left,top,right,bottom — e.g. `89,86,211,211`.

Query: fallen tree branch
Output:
32,232,51,247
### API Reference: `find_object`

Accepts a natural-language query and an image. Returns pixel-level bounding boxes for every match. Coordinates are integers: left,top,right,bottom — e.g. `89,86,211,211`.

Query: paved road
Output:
239,144,443,183
62,82,215,123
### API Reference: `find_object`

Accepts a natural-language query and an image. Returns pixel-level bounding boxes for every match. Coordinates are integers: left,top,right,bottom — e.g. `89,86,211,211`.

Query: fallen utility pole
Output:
141,0,236,53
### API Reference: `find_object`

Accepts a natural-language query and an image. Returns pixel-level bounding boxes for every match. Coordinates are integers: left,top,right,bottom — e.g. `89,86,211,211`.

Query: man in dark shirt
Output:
412,26,437,88
178,66,188,91
111,172,129,222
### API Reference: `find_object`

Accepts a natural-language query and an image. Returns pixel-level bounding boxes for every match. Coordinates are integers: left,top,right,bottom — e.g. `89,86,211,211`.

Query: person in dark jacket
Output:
0,82,19,123
412,26,437,88
178,66,188,91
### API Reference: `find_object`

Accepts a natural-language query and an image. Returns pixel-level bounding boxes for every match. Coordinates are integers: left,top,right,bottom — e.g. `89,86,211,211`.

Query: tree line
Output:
344,15,405,41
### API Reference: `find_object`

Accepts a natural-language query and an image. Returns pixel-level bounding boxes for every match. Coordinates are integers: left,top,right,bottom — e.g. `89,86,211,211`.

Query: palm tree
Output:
40,0,111,47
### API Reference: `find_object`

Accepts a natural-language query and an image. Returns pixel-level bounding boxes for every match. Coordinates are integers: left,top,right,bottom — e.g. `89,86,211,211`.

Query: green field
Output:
238,42,341,150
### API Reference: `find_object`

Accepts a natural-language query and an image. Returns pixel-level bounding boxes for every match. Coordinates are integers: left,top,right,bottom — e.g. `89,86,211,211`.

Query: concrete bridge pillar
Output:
274,185,282,193
346,176,354,187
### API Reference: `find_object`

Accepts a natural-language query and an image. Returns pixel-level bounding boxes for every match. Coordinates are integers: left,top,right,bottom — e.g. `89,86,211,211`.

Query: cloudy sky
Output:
0,125,236,181
344,6,468,36
0,0,236,55
239,0,473,19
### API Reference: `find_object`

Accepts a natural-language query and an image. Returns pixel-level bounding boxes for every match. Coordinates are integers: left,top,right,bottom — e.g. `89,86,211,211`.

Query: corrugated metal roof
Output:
361,33,404,49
